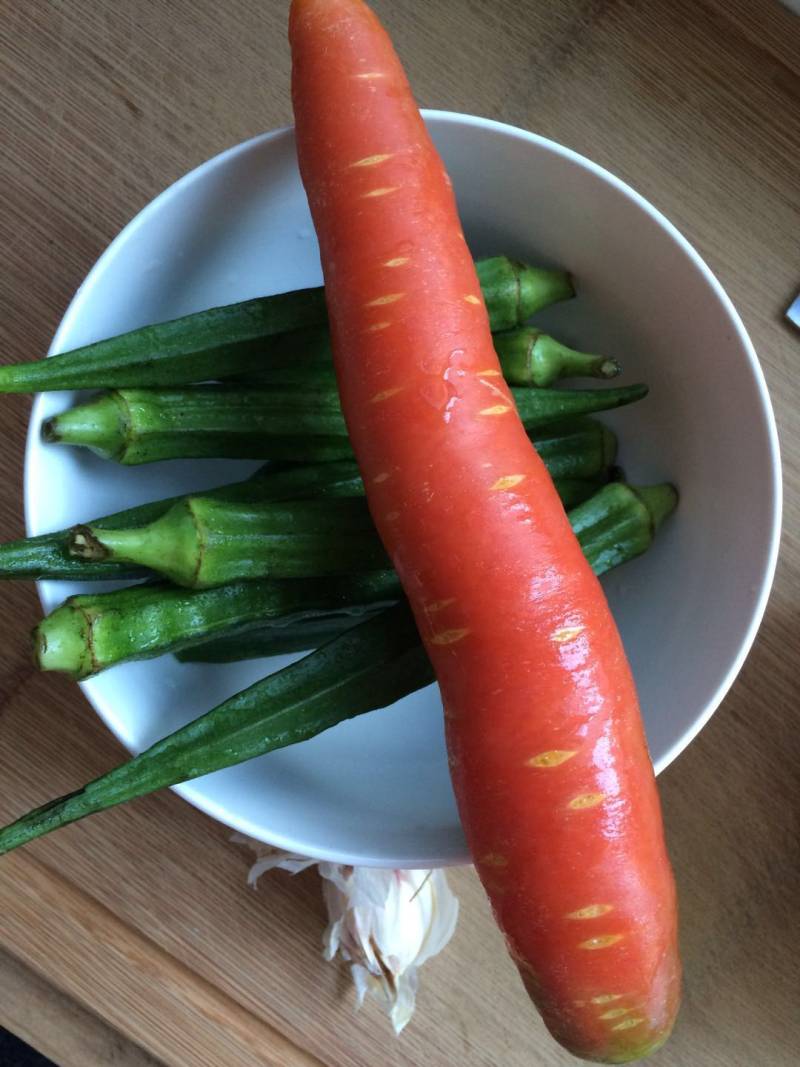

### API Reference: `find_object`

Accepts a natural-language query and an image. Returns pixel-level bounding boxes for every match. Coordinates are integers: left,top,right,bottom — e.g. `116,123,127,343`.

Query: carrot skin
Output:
289,2,680,1060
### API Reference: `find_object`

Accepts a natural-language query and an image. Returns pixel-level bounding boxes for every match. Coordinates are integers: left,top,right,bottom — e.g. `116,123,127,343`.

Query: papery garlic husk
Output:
234,837,459,1033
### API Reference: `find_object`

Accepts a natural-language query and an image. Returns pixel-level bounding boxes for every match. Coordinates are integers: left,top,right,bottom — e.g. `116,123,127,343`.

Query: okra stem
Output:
493,328,620,387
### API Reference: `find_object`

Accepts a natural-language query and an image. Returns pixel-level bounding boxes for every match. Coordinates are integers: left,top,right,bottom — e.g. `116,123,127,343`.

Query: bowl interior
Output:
26,113,780,867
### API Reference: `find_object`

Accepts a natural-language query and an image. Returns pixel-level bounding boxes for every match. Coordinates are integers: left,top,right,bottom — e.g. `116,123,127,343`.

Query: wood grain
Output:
1,1,798,1064
0,947,162,1067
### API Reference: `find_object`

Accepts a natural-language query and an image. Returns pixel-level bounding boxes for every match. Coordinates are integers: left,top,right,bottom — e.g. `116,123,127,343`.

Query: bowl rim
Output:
25,110,782,867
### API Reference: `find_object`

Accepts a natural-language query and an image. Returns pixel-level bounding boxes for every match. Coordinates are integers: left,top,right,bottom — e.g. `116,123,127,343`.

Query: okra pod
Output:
69,496,390,588
0,603,433,854
0,460,364,581
43,383,644,465
179,480,674,664
0,481,676,855
35,572,400,679
36,471,607,677
175,615,372,663
1,420,614,580
41,387,349,463
230,324,618,390
0,257,572,393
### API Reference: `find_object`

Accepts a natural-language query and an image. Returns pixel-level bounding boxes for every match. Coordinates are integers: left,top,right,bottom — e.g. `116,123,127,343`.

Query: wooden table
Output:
1,2,798,1064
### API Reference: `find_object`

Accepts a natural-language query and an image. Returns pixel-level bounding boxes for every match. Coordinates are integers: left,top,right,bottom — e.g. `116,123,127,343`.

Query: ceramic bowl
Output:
25,112,781,867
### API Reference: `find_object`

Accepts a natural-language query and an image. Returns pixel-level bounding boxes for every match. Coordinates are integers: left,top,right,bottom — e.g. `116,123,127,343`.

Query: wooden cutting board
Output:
1,1,798,1064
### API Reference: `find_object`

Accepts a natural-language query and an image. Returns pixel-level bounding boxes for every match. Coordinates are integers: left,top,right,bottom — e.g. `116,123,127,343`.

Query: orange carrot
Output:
289,1,680,1060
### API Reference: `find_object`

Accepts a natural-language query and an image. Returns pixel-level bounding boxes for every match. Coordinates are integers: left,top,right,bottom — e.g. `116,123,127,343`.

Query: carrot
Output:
289,1,680,1061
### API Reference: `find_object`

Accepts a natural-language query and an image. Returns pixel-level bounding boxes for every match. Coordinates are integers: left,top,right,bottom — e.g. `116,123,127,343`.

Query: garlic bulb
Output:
234,837,459,1033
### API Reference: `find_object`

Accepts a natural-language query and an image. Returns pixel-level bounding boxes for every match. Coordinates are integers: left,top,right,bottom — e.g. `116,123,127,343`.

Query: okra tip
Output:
39,393,125,460
41,417,61,443
598,358,621,379
634,483,679,534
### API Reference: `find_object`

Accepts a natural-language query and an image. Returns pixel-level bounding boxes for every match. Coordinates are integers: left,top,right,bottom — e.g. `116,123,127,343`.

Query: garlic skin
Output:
234,838,459,1033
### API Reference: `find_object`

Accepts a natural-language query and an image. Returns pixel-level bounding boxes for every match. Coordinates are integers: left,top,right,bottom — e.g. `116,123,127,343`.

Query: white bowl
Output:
25,112,781,868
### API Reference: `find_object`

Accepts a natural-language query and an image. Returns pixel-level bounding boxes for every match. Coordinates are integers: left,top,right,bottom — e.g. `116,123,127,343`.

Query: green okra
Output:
570,481,679,575
1,420,614,580
475,256,574,331
42,383,644,465
0,603,432,855
174,615,375,663
35,571,401,679
0,480,676,856
231,323,618,390
179,480,675,664
0,460,364,581
69,496,390,588
0,257,572,393
35,469,607,678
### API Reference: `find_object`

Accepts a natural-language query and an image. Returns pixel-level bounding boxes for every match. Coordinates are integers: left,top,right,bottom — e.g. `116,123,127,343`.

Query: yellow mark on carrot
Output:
364,321,391,333
370,386,404,403
612,1018,644,1032
351,153,393,167
425,598,455,613
567,904,614,920
591,994,624,1005
383,256,410,267
362,186,399,198
373,472,391,484
599,1007,632,1021
476,368,502,377
464,294,481,305
579,934,623,951
568,793,606,810
478,404,512,416
353,71,387,79
480,853,508,868
430,628,470,646
527,750,577,768
365,293,405,307
552,625,586,643
490,474,526,491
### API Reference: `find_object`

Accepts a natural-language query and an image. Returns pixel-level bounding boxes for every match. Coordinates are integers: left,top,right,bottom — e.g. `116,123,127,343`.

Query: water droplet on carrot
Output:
420,378,454,410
